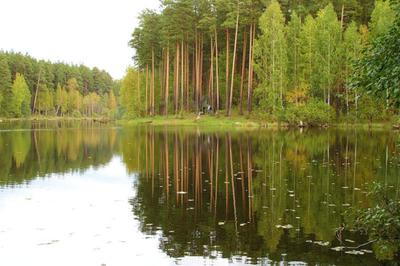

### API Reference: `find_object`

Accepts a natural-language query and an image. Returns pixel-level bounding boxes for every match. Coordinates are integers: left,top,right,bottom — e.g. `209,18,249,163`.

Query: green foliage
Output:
284,99,334,126
357,95,386,123
346,182,400,261
254,0,287,113
0,51,116,118
369,0,396,39
120,68,142,118
0,58,13,117
11,73,31,117
351,1,400,107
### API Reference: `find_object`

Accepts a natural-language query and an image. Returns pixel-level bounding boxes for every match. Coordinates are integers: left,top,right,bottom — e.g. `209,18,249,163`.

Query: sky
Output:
0,0,160,79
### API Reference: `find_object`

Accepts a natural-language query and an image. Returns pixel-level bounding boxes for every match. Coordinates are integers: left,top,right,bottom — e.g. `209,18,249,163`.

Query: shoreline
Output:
0,115,396,130
117,115,396,130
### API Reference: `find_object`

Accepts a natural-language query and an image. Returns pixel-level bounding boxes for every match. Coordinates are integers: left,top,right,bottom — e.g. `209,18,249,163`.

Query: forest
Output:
120,0,399,125
0,51,118,118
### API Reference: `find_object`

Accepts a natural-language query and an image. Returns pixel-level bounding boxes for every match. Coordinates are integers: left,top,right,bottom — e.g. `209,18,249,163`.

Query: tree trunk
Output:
145,64,149,116
33,68,42,114
137,70,141,115
239,30,247,115
151,48,155,116
181,39,184,112
247,24,254,114
210,36,214,111
165,45,170,116
228,10,240,117
215,28,220,111
225,29,230,112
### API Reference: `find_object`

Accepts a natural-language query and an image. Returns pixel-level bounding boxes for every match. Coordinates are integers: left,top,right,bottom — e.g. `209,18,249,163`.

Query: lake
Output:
0,121,398,265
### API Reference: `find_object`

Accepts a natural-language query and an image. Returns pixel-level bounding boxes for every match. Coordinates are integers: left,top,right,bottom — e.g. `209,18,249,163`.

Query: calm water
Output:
0,122,399,265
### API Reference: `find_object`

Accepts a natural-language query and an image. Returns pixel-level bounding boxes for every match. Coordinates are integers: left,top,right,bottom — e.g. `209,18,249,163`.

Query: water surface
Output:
0,122,398,265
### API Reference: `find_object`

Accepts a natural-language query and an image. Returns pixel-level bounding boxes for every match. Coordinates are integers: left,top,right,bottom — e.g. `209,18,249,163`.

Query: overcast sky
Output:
0,0,160,79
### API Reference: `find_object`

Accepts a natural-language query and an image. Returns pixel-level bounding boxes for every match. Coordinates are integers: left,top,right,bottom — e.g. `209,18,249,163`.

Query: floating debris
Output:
240,223,247,227
331,246,346,252
345,239,355,243
218,222,225,226
345,250,364,255
177,191,187,195
342,203,351,207
314,241,330,247
361,249,373,254
276,224,293,229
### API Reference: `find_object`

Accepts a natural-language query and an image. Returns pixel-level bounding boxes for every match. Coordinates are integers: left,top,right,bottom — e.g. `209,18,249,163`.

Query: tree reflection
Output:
126,127,398,264
0,121,118,186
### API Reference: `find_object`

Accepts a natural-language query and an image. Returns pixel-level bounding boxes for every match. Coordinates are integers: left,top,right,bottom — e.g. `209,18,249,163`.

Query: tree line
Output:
121,0,396,123
0,51,117,118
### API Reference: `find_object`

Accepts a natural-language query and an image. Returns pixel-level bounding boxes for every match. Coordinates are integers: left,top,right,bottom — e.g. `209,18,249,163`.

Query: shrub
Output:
283,99,334,126
346,182,400,261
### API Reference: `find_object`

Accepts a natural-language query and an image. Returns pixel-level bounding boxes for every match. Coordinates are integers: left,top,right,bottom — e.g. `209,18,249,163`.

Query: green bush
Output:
346,182,400,261
283,99,334,126
71,110,81,118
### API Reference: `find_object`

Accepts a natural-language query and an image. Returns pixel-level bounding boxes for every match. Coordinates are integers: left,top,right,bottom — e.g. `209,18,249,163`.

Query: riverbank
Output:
0,116,113,123
118,114,271,128
118,114,396,130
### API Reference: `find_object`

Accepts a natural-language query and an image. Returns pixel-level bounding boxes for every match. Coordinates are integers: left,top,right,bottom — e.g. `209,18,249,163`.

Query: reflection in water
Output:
124,127,398,265
0,123,399,265
0,121,117,186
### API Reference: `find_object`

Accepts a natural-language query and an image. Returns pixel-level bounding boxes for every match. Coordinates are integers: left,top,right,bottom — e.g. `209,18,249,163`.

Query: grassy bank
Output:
118,114,398,130
118,114,273,128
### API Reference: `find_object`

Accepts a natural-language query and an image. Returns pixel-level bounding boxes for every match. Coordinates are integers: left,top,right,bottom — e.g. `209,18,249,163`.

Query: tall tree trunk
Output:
175,42,180,114
247,24,254,114
151,48,155,116
228,10,240,117
165,45,170,116
225,29,230,112
215,28,220,111
181,39,184,112
33,68,42,113
239,30,247,115
199,34,204,109
210,36,214,111
195,33,199,113
145,64,149,116
137,70,141,115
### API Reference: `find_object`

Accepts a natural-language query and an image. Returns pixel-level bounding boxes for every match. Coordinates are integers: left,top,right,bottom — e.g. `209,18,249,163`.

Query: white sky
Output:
0,0,160,79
